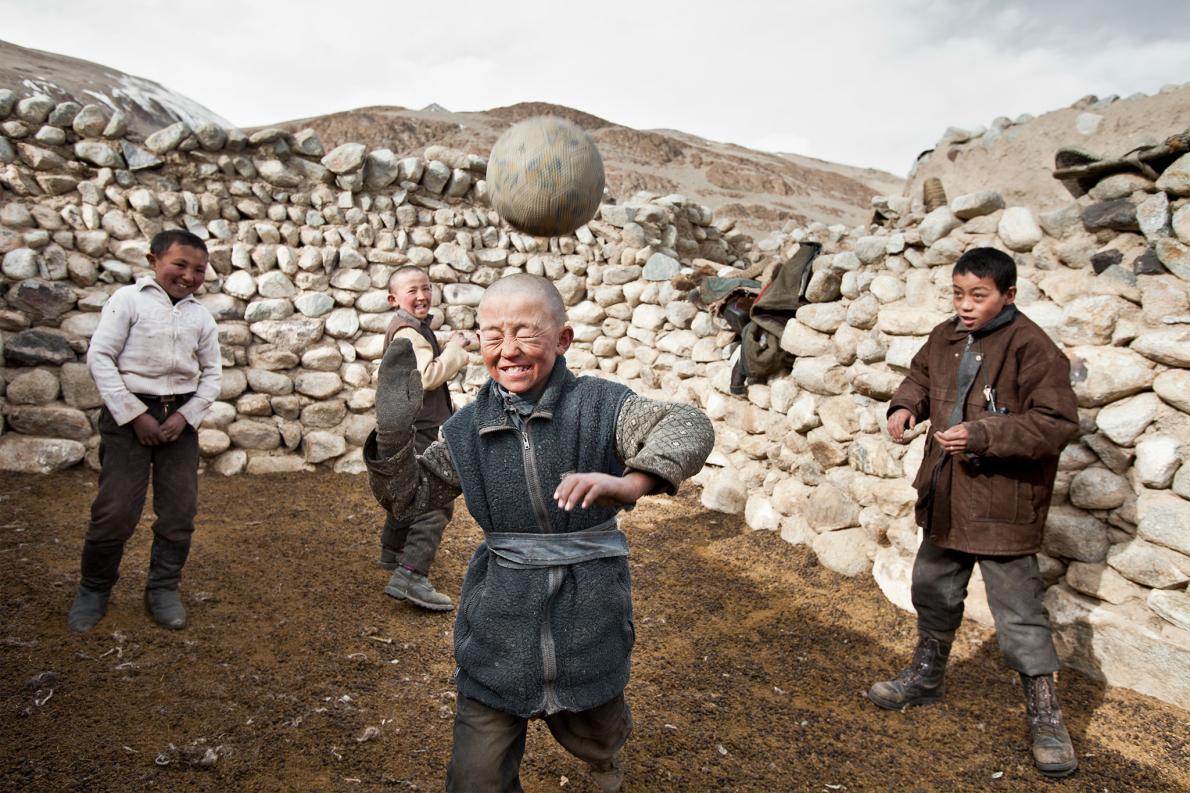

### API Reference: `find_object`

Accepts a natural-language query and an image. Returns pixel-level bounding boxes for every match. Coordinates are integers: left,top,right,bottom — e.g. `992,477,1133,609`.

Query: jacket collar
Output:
135,276,198,307
943,304,1018,342
394,307,428,329
476,358,575,435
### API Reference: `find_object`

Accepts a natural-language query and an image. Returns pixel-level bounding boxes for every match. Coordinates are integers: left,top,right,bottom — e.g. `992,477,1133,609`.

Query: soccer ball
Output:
486,116,605,237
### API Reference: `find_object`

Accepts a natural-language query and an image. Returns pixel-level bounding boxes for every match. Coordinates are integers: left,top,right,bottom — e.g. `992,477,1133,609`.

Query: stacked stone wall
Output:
0,88,1186,708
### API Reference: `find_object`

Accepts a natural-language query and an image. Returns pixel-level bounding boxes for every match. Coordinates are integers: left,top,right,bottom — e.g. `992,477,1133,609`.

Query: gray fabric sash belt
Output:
486,518,627,569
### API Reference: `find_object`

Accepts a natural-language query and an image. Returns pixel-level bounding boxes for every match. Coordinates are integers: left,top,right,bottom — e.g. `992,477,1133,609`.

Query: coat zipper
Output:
519,420,564,714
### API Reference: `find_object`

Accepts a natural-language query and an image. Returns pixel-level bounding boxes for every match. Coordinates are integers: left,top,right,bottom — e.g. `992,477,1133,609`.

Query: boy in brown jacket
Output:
868,248,1081,778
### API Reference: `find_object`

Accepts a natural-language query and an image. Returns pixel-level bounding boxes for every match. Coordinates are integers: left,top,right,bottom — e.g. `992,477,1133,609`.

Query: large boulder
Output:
0,435,85,473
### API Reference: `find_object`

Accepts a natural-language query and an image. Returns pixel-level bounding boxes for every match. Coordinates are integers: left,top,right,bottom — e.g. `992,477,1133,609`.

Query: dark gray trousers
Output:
912,535,1060,676
86,403,199,548
380,428,450,575
446,693,631,793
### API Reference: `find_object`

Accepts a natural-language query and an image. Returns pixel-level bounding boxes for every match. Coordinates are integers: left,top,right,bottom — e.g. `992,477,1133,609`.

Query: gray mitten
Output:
376,337,423,454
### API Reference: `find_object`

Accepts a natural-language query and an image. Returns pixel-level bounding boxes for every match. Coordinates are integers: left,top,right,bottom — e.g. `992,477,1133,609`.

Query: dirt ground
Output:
1,470,1187,793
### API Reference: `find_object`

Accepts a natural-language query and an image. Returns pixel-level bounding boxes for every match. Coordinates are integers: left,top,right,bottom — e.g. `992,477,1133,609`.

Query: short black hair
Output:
953,247,1016,293
150,229,208,258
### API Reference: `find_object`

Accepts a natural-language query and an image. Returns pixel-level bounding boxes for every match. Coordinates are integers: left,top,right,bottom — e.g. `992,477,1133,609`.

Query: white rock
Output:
812,528,874,577
1134,436,1182,488
919,207,959,246
701,469,747,514
1064,561,1146,604
443,283,485,306
951,190,1004,220
0,435,85,473
294,371,343,399
294,291,334,317
1095,392,1160,446
1136,490,1190,555
324,308,360,339
1106,538,1189,588
256,271,296,299
997,207,1043,252
744,494,780,531
1132,329,1190,367
303,430,346,463
1148,589,1190,632
1070,346,1155,407
223,270,256,299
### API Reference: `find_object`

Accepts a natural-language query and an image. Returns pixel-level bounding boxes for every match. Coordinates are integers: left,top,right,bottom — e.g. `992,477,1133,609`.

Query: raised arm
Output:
614,395,715,495
365,339,462,520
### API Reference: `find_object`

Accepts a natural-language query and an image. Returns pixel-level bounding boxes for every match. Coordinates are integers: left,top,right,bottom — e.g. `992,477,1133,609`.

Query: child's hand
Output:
934,424,970,455
448,331,469,349
159,412,189,443
887,408,916,442
554,471,657,511
131,413,165,446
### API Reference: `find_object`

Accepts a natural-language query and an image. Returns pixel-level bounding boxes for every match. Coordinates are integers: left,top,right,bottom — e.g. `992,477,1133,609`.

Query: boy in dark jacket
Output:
365,273,714,792
868,248,1081,778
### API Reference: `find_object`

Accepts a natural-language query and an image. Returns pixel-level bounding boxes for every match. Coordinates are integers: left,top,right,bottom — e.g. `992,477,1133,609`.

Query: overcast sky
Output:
3,0,1188,175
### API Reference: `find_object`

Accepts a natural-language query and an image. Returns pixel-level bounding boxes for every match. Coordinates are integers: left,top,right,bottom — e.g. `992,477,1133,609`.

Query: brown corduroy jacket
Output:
890,310,1080,556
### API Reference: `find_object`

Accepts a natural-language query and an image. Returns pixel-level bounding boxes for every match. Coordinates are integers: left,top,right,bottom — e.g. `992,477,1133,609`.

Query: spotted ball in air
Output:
486,116,605,238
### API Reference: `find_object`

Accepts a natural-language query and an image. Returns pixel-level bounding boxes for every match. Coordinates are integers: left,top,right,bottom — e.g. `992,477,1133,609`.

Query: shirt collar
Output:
135,276,198,306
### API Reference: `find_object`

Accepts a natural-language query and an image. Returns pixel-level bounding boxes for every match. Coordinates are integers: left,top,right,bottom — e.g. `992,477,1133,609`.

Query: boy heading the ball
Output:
364,274,714,792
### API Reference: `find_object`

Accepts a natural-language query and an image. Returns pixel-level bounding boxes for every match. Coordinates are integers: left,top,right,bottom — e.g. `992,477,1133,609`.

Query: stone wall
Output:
0,88,1187,709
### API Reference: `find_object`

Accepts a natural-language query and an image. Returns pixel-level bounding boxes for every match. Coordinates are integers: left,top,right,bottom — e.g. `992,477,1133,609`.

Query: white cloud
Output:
1,0,1186,174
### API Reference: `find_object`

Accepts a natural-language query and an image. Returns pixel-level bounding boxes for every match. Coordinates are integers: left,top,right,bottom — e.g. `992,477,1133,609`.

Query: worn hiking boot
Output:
144,588,187,630
68,587,111,633
867,635,951,710
377,546,400,571
384,567,453,611
589,752,624,793
1022,673,1078,778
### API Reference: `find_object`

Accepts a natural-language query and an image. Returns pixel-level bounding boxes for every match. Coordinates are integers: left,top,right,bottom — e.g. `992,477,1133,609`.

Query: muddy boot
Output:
588,752,624,793
68,541,123,633
384,567,453,611
867,635,950,710
1022,673,1078,778
144,537,191,630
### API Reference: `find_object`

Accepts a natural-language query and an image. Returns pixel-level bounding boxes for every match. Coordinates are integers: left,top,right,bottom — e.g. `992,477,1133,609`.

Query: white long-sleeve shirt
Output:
86,278,222,428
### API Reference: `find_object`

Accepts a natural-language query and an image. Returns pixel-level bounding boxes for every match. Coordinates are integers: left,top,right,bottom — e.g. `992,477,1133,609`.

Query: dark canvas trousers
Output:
86,405,199,552
446,693,631,793
912,535,1060,676
380,428,450,574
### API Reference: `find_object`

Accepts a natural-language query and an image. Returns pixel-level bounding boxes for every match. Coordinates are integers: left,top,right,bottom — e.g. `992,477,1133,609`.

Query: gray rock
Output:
303,431,346,464
952,190,1005,220
1137,491,1190,555
1107,538,1189,588
292,129,324,157
1075,112,1103,135
294,291,335,317
2,248,40,280
256,160,300,188
6,404,92,441
246,368,294,396
321,143,366,174
1148,589,1190,632
1155,153,1190,196
15,95,54,124
102,110,128,138
244,299,295,322
0,89,15,118
1136,191,1170,242
363,149,400,189
227,420,281,450
422,160,451,194
324,308,360,339
1082,199,1140,233
1065,561,1146,604
1131,328,1190,367
642,252,680,281
59,362,103,409
6,368,60,404
144,122,190,154
1070,346,1155,407
1069,467,1131,510
1043,505,1109,562
5,280,76,321
74,141,124,168
1094,392,1160,445
248,318,325,352
120,140,163,170
294,371,342,399
445,169,472,198
0,435,85,473
194,123,227,151
1153,370,1190,414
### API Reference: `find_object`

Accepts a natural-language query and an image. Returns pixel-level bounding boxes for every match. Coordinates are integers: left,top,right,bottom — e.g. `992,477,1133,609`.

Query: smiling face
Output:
388,269,433,320
477,291,573,393
952,271,1016,331
150,243,208,301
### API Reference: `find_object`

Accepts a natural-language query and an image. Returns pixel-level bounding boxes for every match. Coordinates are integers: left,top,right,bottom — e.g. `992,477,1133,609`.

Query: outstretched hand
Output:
554,471,658,511
376,337,424,435
887,408,916,443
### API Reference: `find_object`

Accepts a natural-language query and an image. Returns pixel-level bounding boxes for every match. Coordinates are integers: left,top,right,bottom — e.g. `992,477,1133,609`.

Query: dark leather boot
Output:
68,541,124,633
868,635,951,710
1022,673,1078,778
144,537,191,630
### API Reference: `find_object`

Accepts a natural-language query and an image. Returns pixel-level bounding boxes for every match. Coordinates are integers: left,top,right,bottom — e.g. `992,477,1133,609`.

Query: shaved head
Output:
479,273,567,328
388,264,426,293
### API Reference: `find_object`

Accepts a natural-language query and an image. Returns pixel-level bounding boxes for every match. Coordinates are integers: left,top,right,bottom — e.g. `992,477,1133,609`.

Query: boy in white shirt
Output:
68,230,222,633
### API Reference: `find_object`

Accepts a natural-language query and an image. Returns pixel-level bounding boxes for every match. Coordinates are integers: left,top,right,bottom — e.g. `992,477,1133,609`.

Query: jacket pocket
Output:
964,460,1036,524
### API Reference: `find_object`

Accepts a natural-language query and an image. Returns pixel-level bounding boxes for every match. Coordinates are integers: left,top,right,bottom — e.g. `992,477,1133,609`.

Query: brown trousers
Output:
446,693,631,793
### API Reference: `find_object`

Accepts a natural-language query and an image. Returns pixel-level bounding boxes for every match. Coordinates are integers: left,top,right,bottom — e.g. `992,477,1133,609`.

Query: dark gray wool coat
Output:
365,359,714,718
